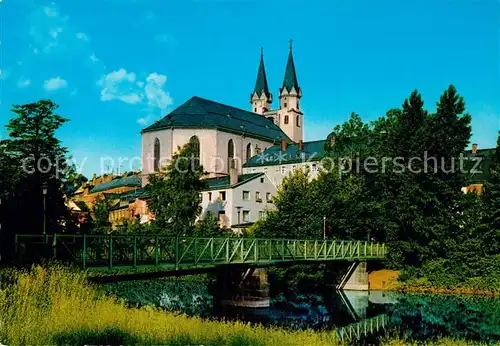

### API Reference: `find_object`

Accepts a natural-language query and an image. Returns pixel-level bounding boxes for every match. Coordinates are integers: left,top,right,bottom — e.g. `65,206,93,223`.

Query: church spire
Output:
253,47,271,99
281,40,300,94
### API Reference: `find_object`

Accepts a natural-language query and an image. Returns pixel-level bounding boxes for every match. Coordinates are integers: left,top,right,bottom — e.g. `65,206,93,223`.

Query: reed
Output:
0,265,343,345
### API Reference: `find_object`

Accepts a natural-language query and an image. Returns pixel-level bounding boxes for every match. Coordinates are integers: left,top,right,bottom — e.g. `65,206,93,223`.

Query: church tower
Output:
250,48,273,115
278,41,303,143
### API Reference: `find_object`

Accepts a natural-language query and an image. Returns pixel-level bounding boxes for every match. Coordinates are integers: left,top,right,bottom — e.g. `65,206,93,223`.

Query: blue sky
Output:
0,0,499,176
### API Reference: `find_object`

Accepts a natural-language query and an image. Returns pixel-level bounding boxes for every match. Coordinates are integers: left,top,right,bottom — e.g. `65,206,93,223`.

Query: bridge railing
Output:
336,314,388,341
14,234,387,269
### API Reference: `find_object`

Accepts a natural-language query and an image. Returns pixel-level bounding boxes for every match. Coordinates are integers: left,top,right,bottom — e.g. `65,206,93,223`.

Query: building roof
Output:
141,96,290,143
253,51,271,99
244,140,327,167
90,175,142,193
462,148,496,184
104,188,150,201
202,172,265,190
281,47,300,94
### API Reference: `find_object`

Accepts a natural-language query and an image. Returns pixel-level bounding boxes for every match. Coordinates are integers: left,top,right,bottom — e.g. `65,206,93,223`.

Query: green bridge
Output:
15,234,387,270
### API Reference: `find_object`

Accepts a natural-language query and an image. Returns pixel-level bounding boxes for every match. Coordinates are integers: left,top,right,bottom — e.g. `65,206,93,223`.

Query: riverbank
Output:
0,265,341,346
1,265,495,345
369,269,500,296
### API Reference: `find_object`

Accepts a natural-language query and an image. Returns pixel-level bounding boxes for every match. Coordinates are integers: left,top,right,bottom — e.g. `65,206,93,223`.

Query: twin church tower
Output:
250,42,303,143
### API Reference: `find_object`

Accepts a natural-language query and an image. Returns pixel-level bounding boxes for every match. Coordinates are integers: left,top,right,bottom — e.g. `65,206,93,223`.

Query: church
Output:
140,44,324,229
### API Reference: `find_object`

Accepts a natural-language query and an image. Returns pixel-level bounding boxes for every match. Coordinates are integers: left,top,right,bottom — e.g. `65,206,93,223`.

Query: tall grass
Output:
0,265,344,345
0,265,495,346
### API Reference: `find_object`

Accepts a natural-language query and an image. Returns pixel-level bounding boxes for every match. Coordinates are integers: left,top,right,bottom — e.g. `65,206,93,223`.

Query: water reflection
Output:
102,269,500,344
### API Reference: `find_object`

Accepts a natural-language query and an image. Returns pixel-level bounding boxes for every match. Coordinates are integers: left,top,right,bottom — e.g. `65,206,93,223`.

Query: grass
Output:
0,265,496,346
0,265,345,346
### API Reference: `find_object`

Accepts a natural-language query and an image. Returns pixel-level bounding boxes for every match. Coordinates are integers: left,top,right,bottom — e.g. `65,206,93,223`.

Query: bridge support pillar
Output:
338,261,369,291
215,267,270,308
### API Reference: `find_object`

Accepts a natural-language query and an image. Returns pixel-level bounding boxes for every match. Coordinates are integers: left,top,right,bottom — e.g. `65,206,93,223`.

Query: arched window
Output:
246,143,252,162
153,138,160,172
284,115,289,124
227,139,234,171
296,115,300,127
189,135,200,158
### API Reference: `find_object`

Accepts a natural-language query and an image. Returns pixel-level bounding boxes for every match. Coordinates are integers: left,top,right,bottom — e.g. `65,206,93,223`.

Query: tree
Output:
477,131,500,255
253,168,323,238
195,211,224,237
0,100,71,261
92,196,111,233
147,143,206,236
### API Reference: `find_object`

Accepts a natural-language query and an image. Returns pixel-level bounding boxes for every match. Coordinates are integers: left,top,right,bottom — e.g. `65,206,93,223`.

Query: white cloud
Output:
49,27,63,39
76,32,89,41
144,73,173,109
97,69,173,125
43,77,68,91
97,68,141,104
43,5,58,17
137,116,151,126
17,78,31,88
0,68,10,81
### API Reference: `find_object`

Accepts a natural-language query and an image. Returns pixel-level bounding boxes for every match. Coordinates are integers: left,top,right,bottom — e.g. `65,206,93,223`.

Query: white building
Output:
200,171,276,230
139,44,325,229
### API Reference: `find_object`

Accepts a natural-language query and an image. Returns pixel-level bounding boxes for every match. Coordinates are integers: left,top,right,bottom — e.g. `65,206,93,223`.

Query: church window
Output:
246,143,252,162
153,138,160,172
189,136,200,158
284,102,288,108
227,139,234,172
297,100,300,108
284,115,289,124
254,108,257,112
296,115,300,127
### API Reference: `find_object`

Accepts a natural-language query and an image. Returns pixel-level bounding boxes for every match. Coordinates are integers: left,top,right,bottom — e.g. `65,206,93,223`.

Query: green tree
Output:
253,169,323,238
477,131,500,255
195,211,224,237
92,196,111,233
0,100,72,261
147,143,205,236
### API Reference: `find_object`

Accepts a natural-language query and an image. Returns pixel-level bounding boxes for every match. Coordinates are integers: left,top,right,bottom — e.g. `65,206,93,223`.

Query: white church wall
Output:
215,130,275,174
141,127,277,186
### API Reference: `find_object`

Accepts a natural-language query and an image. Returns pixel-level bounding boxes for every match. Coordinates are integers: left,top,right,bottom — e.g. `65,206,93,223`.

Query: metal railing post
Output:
82,234,87,269
52,233,57,258
175,237,179,270
133,236,137,268
194,238,197,265
108,233,113,269
155,236,159,266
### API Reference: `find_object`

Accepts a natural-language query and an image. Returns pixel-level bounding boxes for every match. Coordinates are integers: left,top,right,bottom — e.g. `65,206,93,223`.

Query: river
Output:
101,267,500,344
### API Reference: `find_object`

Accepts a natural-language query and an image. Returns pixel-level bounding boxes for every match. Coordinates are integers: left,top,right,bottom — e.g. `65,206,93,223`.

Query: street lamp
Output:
42,182,48,235
236,206,242,234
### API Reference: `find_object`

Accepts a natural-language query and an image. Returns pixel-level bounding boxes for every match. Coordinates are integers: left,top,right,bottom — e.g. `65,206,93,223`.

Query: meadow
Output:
0,265,496,346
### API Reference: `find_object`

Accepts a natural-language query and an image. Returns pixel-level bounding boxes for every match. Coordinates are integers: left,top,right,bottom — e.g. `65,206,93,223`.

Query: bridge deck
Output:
15,234,387,270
